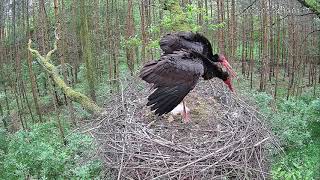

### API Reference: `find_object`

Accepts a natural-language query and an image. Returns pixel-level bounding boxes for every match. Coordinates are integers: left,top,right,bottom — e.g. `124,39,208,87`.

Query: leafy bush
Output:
272,143,320,180
0,128,8,176
0,122,101,179
307,99,320,122
250,93,319,149
249,92,320,179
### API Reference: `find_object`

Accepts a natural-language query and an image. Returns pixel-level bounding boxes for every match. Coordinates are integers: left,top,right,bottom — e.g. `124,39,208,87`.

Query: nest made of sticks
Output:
83,76,278,180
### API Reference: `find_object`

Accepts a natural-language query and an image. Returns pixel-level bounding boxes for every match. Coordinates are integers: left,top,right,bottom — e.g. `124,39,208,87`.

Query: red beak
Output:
223,78,234,92
221,59,237,77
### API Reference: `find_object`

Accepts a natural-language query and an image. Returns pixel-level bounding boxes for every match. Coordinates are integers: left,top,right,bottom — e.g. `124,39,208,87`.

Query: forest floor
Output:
81,76,278,179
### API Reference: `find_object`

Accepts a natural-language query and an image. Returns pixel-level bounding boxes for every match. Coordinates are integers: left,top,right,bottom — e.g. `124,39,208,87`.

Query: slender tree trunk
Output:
140,1,147,63
274,7,281,99
259,0,268,92
230,0,236,58
125,0,135,75
241,15,246,75
217,0,225,54
79,0,96,101
26,0,43,123
268,0,274,82
48,73,66,145
12,0,26,129
249,12,254,89
198,0,203,26
54,0,77,125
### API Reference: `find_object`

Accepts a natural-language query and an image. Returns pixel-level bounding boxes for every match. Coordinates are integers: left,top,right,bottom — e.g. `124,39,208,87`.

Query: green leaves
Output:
0,122,101,179
125,35,142,48
308,99,320,120
272,143,320,180
160,3,201,32
208,22,226,30
248,90,320,179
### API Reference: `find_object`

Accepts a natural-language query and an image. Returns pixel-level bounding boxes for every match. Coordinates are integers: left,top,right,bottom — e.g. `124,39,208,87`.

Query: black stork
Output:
140,32,235,122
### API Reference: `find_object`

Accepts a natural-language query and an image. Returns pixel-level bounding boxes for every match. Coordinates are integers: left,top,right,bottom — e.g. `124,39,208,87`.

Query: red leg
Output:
182,101,190,123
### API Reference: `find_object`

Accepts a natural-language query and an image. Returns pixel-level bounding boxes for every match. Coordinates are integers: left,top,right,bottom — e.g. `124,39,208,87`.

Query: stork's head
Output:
216,55,235,92
223,77,234,92
217,55,236,77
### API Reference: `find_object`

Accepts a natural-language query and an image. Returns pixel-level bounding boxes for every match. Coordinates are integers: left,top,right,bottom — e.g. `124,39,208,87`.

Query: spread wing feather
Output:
140,50,204,115
160,32,214,59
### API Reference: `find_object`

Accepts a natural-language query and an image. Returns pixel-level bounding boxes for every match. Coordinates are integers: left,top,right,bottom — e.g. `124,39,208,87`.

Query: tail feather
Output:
155,95,183,115
147,91,175,106
148,87,176,107
147,86,185,116
149,90,177,109
148,87,175,102
151,96,176,112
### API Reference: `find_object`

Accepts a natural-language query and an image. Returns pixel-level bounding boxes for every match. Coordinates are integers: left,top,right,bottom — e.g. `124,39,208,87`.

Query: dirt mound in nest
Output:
84,76,278,179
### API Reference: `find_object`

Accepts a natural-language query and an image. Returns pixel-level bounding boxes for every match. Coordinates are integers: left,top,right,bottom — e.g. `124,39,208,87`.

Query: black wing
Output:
139,51,204,115
160,32,214,59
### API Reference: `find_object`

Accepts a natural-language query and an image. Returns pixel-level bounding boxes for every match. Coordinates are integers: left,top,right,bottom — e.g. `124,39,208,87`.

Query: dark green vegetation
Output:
236,74,320,179
0,122,101,179
0,0,319,179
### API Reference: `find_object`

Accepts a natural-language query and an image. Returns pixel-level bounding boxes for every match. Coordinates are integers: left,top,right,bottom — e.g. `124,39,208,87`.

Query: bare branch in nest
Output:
28,39,102,115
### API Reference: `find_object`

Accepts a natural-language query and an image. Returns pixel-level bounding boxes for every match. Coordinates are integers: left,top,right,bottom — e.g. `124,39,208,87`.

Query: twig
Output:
236,0,258,17
152,143,236,179
254,137,270,147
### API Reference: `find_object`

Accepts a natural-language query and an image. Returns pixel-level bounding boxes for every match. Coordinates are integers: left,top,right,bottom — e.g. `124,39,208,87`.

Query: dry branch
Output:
27,38,102,114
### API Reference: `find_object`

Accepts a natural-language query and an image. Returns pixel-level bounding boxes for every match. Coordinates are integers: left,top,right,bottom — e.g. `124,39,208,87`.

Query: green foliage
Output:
126,35,142,47
307,99,320,121
307,0,320,12
145,2,205,54
253,92,273,112
272,143,320,180
255,95,320,179
207,22,226,30
161,3,201,32
236,75,320,179
0,122,101,179
0,128,7,152
250,93,320,149
148,39,161,50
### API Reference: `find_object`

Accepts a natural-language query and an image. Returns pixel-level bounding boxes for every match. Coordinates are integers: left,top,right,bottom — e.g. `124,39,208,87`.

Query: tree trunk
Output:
259,0,268,92
274,5,281,99
140,1,147,63
217,0,225,54
79,0,97,101
125,0,135,75
230,0,236,58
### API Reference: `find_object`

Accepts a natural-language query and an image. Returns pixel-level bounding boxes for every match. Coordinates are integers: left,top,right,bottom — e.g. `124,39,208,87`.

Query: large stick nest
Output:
84,76,278,179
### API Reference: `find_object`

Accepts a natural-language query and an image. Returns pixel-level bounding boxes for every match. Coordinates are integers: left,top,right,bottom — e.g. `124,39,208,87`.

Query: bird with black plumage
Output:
140,32,235,122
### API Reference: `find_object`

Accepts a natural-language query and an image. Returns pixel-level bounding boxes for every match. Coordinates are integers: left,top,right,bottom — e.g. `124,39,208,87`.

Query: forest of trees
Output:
0,0,319,179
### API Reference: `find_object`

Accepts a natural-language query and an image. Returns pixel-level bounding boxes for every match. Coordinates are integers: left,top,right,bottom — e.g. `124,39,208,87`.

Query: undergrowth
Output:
0,122,101,179
236,74,320,179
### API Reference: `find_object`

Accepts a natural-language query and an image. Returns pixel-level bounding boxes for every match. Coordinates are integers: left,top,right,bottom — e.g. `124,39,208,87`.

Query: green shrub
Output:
250,92,320,179
0,122,101,179
251,93,319,149
272,143,320,180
